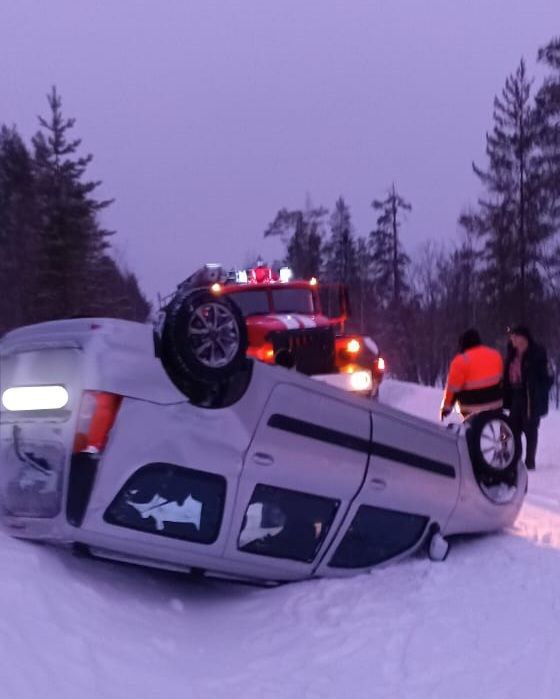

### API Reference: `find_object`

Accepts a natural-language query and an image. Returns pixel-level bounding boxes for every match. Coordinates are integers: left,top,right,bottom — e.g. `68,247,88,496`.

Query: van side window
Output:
329,505,428,568
238,484,339,563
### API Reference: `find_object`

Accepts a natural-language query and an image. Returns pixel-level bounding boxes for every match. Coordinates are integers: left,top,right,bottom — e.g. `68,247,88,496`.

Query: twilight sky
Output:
1,0,559,303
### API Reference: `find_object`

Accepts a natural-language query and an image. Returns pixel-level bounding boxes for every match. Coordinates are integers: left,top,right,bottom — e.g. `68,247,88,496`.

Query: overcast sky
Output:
2,1,559,302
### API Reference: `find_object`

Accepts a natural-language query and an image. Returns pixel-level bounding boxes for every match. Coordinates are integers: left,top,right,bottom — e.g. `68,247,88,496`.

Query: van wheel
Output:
466,411,519,486
156,288,251,407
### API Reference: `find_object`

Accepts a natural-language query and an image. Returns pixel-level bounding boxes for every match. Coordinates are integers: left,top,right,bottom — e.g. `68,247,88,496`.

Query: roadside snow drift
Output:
1,380,560,699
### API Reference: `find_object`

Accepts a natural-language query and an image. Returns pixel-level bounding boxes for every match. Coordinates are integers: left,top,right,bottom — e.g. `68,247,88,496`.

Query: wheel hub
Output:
187,302,240,368
480,419,515,470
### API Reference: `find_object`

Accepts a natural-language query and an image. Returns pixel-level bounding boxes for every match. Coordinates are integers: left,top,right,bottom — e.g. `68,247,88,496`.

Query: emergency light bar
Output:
279,267,293,283
2,385,69,411
233,266,294,285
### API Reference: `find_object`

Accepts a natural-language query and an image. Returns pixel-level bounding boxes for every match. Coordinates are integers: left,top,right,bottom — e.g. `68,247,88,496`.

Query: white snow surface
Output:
2,380,560,698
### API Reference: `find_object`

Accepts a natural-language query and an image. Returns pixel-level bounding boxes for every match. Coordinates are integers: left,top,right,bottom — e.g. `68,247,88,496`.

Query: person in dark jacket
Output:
503,325,552,470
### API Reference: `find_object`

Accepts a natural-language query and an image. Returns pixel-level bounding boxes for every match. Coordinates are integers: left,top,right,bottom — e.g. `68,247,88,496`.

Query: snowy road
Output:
1,381,560,699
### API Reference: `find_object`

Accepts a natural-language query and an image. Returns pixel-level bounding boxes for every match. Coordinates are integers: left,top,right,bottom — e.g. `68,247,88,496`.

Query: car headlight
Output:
1,385,69,411
349,371,372,392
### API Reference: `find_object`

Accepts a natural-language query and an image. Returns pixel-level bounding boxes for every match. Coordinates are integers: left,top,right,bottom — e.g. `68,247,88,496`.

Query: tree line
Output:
263,37,560,391
0,87,150,337
3,38,560,393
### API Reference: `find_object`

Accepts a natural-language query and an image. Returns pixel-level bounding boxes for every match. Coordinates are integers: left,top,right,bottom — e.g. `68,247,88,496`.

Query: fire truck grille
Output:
269,327,336,375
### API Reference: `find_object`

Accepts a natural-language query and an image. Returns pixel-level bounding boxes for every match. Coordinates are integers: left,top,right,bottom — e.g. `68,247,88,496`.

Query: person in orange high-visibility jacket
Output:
440,328,504,421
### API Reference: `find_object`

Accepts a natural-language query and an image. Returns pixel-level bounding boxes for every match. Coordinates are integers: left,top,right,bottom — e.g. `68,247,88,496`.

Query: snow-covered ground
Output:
2,380,560,699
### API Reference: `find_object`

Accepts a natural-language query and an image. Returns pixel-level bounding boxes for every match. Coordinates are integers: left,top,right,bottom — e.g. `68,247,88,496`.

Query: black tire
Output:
156,288,252,408
465,410,520,487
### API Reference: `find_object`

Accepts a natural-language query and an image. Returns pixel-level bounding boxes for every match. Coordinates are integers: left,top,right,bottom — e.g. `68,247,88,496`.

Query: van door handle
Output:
252,452,274,466
369,477,386,490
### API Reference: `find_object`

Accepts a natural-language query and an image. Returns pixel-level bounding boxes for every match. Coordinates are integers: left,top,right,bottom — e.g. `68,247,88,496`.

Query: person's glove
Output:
439,406,451,422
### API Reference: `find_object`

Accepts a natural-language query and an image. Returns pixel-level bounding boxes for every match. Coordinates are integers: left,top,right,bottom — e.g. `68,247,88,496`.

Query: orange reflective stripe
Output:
462,373,503,390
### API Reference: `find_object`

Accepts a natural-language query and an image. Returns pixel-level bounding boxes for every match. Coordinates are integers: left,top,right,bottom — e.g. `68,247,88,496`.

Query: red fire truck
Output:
159,263,385,398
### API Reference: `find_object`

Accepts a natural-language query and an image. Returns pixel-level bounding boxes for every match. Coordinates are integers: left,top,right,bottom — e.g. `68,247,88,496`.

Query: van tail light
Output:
73,391,123,454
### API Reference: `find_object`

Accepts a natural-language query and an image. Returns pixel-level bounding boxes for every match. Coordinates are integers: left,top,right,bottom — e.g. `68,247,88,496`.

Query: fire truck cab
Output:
161,263,385,398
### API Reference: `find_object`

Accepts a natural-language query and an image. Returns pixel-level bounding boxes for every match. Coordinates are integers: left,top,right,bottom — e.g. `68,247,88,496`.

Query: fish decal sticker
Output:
127,493,203,531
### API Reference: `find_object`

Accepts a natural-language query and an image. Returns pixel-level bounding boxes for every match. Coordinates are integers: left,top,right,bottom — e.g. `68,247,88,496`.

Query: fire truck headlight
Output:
346,338,361,354
349,371,372,392
2,385,69,411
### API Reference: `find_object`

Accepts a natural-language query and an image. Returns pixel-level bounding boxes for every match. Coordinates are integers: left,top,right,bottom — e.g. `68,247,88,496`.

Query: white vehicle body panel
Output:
0,318,527,583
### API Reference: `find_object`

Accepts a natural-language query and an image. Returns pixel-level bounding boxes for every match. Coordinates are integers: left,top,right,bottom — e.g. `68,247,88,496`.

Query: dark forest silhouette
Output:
0,87,150,335
264,38,560,399
2,38,560,399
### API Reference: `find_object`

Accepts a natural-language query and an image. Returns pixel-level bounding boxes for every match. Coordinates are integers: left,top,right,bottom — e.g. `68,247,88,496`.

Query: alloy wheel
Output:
480,419,515,470
187,302,240,368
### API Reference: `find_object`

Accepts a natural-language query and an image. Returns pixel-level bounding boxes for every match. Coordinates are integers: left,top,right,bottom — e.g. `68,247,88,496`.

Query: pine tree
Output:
323,197,357,285
367,184,415,380
32,86,113,319
463,60,551,327
369,183,411,307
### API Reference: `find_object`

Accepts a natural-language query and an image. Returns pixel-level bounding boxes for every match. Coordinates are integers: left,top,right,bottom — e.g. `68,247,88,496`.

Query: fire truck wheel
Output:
158,288,249,390
465,410,520,487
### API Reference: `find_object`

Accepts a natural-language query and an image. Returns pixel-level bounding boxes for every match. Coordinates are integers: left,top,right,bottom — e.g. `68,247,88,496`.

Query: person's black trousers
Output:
509,389,540,469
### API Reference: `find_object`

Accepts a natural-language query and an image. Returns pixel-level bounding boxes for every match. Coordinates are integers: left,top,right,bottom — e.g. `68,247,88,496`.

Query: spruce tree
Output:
323,197,357,285
463,60,551,328
369,183,411,307
32,86,113,319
